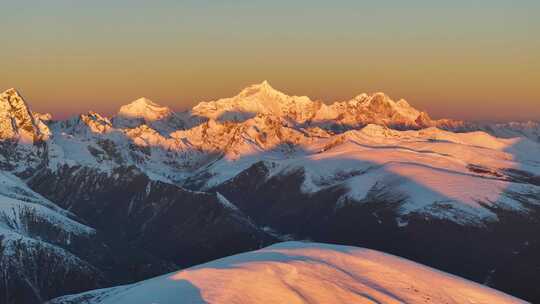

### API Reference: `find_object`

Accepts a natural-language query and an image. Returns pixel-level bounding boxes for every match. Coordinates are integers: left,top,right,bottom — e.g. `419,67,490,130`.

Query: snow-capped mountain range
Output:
1,82,540,303
3,82,538,224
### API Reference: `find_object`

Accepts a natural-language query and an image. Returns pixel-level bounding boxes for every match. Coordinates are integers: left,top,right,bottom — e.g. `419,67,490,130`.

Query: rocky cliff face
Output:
0,88,50,143
0,89,51,174
27,165,273,268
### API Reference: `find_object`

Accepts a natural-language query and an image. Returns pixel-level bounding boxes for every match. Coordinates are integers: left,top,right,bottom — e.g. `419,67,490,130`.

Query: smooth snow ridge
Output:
117,97,172,121
49,241,526,304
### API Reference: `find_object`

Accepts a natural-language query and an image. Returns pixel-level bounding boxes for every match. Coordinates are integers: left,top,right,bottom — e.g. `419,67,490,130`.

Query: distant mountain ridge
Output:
2,82,538,141
190,81,447,130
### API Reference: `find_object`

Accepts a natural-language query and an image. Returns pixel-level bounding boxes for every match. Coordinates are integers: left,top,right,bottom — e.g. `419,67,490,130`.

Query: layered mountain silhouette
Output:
1,82,539,303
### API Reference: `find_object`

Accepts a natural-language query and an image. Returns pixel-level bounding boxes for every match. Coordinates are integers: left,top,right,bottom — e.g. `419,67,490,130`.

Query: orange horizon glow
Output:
7,81,538,123
1,1,539,122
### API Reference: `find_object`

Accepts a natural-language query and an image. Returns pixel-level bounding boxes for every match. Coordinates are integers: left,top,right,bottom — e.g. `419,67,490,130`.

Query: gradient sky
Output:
1,1,539,121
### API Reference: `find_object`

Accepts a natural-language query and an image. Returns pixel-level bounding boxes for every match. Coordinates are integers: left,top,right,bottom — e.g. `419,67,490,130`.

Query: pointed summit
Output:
0,88,29,110
126,97,161,108
1,87,30,113
81,111,112,132
258,80,273,91
117,97,172,121
0,88,45,142
61,111,112,135
1,88,21,97
237,80,285,99
415,111,434,128
191,80,318,123
114,97,186,132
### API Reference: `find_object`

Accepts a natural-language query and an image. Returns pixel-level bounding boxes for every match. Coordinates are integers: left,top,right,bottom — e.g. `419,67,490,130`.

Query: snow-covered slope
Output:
193,124,540,225
49,241,526,304
0,171,106,303
113,97,186,134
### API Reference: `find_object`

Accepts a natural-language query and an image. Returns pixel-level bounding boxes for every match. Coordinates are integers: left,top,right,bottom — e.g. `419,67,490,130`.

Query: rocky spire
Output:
0,88,44,142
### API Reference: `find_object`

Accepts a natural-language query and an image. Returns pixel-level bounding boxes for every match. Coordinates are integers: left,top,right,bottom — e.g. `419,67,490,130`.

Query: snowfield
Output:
49,241,526,304
200,124,540,225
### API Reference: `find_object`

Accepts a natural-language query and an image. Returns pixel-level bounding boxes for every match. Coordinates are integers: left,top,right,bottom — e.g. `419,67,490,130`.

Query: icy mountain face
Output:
0,89,50,173
117,98,171,122
48,241,526,304
60,111,113,135
113,97,186,134
0,88,49,143
192,81,320,124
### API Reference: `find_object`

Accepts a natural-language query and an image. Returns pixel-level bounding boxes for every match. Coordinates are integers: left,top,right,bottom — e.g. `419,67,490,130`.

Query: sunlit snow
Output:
52,242,526,304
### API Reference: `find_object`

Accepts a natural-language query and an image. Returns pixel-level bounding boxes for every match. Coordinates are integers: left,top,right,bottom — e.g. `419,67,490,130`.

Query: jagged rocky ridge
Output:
1,82,540,302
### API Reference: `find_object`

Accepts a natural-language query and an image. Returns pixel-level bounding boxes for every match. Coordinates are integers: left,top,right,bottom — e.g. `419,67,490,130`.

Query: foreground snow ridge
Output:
50,242,525,304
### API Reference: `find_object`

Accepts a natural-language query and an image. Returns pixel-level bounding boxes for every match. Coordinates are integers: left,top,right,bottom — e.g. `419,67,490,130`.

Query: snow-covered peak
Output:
191,81,318,123
1,88,28,110
236,80,285,99
61,111,113,135
117,97,172,121
1,88,20,96
0,87,48,142
113,97,186,133
33,112,53,122
309,92,433,130
356,92,422,121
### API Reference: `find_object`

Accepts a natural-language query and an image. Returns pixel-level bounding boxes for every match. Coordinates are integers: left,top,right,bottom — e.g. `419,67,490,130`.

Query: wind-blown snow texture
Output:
49,241,525,304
